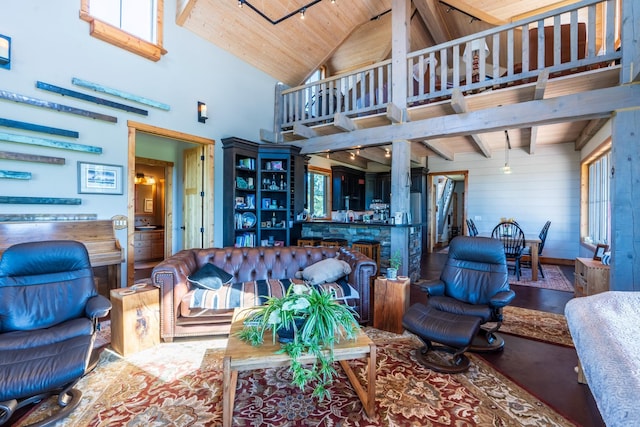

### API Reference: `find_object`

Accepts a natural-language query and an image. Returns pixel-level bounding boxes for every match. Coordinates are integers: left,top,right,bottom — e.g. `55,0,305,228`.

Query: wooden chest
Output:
110,285,160,356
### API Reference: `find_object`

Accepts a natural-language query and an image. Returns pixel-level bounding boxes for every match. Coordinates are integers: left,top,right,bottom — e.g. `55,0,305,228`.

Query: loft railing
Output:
277,0,621,132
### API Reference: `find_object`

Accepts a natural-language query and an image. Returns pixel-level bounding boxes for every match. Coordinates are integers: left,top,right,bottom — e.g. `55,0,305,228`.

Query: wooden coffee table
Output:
223,308,377,426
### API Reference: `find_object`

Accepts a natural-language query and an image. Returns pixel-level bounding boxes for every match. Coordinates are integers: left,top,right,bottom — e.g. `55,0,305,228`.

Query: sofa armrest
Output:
151,249,200,341
337,247,377,325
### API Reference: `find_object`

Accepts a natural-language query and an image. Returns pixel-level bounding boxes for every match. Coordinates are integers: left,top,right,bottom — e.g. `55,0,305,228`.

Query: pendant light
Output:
502,130,512,174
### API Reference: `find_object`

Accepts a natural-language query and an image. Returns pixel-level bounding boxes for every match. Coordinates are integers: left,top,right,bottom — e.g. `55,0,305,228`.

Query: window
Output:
307,166,331,219
582,145,611,246
80,0,165,61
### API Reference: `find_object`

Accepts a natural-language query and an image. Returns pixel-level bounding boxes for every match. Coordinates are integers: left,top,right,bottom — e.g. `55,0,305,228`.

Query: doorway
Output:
426,170,468,253
127,121,215,286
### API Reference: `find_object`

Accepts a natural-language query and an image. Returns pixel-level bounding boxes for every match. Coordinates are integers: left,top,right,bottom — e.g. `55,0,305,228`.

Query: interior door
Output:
183,146,205,249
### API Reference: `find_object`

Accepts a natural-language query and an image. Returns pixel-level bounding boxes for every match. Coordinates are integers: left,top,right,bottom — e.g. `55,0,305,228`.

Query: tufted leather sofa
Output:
151,246,377,342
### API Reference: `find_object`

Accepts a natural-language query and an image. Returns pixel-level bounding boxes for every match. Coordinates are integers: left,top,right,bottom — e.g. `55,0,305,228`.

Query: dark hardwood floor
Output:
415,252,604,427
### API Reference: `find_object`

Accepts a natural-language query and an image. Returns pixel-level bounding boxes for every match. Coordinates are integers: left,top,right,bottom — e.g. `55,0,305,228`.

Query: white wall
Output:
428,142,581,260
0,1,277,254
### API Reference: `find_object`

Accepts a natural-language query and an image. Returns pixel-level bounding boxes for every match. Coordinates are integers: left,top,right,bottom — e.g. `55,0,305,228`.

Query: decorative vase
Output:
277,317,306,343
387,267,398,280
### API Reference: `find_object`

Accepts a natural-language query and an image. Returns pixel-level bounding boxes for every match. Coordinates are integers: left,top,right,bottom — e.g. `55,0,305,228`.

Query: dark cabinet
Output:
373,172,391,203
332,166,365,211
223,137,306,247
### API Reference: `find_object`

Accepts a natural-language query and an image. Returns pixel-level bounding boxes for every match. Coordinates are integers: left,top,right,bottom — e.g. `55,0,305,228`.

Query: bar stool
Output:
351,240,381,272
321,238,348,248
298,237,322,247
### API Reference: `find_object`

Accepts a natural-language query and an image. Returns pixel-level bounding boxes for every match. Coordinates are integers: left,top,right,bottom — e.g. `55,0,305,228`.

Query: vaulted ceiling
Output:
177,0,581,86
177,0,604,167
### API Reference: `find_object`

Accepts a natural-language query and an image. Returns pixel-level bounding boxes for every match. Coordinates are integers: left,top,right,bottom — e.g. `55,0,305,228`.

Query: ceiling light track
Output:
238,0,325,25
370,9,391,21
439,1,481,23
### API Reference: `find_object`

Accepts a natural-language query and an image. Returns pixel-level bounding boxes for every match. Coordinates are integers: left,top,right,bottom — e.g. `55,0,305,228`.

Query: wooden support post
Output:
610,108,640,291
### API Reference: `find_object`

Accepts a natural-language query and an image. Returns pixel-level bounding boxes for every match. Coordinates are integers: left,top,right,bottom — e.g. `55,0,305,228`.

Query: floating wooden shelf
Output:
0,117,79,138
36,81,148,116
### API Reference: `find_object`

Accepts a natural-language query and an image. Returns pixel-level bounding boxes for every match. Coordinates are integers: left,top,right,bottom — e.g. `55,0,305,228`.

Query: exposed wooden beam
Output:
510,0,582,23
299,85,640,154
440,0,507,26
529,69,549,155
357,147,391,166
293,123,318,139
334,113,358,132
422,140,454,161
449,89,491,158
260,128,276,143
414,0,452,44
386,102,405,124
575,118,609,150
327,151,369,169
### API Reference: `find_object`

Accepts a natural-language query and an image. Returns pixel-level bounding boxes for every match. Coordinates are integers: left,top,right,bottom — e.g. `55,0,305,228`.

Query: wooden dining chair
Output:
521,221,551,278
466,218,478,237
491,222,526,280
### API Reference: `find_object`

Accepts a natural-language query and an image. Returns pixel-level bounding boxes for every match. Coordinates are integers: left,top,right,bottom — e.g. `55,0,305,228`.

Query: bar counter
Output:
299,220,423,282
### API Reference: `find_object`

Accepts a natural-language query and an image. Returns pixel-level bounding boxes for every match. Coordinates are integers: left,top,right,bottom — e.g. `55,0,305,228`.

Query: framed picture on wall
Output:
77,162,123,195
593,244,609,261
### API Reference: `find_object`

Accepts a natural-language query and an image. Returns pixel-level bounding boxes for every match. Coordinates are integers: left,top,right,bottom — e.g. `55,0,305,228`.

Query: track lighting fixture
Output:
238,0,323,25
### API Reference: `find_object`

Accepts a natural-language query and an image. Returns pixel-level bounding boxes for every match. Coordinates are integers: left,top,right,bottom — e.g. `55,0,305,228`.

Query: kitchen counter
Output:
300,220,424,228
300,221,423,282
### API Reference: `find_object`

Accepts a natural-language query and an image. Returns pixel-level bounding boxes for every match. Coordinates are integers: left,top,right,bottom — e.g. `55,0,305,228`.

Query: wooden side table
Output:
373,276,410,334
110,284,160,356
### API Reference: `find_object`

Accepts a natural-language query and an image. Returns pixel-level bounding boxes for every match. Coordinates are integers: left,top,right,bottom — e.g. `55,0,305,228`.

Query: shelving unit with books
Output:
223,137,306,247
222,137,258,247
258,156,290,247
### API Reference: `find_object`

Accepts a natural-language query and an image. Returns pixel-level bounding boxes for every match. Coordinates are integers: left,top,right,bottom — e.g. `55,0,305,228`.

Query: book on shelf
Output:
235,232,255,247
237,158,255,170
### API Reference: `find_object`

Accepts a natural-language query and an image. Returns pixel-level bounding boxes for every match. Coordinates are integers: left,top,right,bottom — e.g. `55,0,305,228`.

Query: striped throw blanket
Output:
189,278,358,310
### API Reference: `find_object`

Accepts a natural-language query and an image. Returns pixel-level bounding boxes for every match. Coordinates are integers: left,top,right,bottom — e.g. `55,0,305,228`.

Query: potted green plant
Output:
387,250,402,279
236,283,360,400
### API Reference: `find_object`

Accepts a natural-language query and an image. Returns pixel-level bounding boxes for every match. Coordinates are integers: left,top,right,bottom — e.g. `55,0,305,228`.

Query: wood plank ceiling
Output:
178,0,592,165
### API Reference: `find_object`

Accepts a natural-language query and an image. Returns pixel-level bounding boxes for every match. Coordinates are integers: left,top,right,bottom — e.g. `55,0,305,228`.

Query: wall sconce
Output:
384,148,391,158
197,101,208,123
0,34,11,70
135,173,156,185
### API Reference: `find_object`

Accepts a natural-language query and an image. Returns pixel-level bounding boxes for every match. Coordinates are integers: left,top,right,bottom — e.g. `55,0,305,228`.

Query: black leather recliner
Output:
0,240,112,426
403,236,515,373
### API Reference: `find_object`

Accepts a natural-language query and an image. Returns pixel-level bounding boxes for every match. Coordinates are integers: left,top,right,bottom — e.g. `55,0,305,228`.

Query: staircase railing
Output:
276,0,620,133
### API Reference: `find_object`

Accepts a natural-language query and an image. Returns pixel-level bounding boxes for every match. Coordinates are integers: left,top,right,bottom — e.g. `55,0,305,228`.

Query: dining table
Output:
480,233,542,281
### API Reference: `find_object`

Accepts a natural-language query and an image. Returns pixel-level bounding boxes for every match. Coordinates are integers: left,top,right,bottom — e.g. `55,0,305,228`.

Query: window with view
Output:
91,0,156,42
307,167,331,219
584,149,611,246
80,0,165,61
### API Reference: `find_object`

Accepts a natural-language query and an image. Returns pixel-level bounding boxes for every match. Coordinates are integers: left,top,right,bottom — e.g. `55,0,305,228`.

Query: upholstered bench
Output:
403,303,482,373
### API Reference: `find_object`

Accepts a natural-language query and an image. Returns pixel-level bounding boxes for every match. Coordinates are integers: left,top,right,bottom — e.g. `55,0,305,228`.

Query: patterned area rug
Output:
509,264,574,292
501,306,574,347
18,328,574,426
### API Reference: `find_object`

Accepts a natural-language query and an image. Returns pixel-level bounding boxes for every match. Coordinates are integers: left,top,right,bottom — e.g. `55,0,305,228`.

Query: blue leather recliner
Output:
403,236,515,373
0,240,112,426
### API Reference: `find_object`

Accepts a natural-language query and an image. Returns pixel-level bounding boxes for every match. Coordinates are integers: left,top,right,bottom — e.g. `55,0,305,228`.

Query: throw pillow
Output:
187,263,234,290
295,258,352,285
